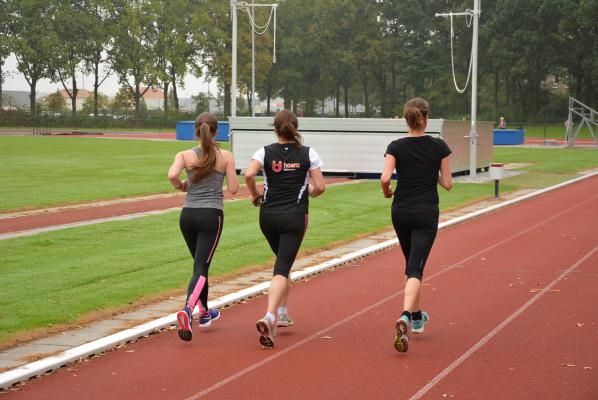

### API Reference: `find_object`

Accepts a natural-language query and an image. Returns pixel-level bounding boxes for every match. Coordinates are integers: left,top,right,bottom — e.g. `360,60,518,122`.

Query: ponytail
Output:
404,98,429,130
191,112,219,183
274,109,302,147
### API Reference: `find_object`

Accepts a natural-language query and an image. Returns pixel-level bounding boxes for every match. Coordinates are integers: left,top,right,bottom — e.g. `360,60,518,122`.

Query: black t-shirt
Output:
252,143,323,214
385,135,452,209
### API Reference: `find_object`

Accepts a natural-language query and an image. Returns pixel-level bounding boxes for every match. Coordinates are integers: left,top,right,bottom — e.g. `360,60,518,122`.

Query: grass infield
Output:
0,136,229,212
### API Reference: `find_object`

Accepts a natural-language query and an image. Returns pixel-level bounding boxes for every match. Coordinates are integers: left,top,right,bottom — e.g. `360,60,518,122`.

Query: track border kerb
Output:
0,171,596,389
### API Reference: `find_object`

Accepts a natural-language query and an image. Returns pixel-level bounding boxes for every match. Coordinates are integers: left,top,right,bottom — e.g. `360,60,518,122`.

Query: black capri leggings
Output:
259,212,308,278
179,208,223,311
391,205,439,281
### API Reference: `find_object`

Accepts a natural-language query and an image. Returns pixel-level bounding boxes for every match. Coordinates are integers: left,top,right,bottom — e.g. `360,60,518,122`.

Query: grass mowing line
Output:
0,136,230,213
0,180,494,348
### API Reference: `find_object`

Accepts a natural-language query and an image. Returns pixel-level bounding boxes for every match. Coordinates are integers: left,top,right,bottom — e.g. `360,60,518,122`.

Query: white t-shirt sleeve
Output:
309,147,323,170
251,147,265,166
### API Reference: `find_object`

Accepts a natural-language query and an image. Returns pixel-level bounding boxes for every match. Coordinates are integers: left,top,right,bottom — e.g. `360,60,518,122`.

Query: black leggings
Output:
391,206,439,281
259,212,308,278
179,208,223,311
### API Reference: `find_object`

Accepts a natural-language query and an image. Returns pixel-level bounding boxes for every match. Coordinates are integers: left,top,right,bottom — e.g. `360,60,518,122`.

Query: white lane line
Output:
0,208,181,240
0,193,183,219
182,195,598,399
409,245,598,400
0,181,355,240
0,173,596,389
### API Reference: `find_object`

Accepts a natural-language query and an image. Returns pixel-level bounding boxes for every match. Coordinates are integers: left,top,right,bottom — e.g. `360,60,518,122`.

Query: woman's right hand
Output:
252,195,263,207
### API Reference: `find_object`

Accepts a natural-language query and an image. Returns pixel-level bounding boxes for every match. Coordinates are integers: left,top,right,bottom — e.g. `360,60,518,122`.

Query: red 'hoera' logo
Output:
272,161,282,173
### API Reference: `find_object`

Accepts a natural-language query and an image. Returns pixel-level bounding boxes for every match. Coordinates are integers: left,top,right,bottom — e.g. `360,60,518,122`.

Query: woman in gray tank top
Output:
167,112,239,342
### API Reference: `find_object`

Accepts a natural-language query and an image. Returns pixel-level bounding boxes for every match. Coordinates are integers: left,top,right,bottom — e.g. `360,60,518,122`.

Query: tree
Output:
0,0,12,112
83,0,114,117
192,92,210,114
149,0,198,114
110,0,156,121
50,0,92,116
314,0,357,117
554,0,598,106
110,86,133,115
45,91,67,113
11,0,57,115
82,92,109,115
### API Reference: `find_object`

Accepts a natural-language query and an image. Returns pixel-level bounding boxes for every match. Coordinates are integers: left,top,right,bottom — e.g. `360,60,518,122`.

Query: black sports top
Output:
252,143,323,214
385,135,452,209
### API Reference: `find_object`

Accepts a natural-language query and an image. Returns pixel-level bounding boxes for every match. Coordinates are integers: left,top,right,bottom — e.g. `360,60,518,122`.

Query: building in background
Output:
140,87,165,110
56,89,92,109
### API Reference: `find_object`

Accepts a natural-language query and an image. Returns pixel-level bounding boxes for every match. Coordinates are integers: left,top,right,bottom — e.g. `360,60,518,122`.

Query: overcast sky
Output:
2,54,216,98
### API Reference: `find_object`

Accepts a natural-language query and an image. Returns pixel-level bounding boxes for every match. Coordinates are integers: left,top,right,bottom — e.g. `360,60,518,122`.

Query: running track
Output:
4,176,597,399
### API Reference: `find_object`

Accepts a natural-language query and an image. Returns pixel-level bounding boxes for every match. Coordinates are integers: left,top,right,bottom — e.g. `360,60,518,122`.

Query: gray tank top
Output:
183,147,225,210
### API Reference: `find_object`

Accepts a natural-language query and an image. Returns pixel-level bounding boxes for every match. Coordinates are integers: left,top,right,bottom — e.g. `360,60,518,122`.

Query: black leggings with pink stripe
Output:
259,212,308,278
179,208,223,312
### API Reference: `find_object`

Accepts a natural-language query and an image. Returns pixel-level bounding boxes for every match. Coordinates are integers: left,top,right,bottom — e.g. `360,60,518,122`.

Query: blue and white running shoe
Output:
177,306,193,342
411,311,429,334
199,308,221,328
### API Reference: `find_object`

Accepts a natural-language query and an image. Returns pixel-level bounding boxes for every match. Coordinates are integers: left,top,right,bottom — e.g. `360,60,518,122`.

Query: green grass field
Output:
0,137,229,212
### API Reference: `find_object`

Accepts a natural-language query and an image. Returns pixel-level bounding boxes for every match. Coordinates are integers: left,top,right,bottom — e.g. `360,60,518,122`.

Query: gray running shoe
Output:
256,317,275,348
394,315,410,353
277,314,294,327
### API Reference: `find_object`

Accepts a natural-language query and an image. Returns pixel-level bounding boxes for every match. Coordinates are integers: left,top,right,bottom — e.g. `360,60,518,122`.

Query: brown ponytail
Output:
404,97,429,130
274,109,302,147
191,112,220,183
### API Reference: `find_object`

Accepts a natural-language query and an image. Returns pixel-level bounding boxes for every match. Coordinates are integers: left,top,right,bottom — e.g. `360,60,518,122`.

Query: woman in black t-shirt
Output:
245,110,326,348
380,98,453,353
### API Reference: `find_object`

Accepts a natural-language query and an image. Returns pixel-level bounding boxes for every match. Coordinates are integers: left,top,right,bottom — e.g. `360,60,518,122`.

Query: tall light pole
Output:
231,0,238,117
470,0,480,177
436,0,481,177
251,5,256,117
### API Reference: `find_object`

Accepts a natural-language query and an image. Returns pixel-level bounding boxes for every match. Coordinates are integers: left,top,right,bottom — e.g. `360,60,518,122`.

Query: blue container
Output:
216,121,229,141
493,128,524,145
176,121,230,142
175,121,195,140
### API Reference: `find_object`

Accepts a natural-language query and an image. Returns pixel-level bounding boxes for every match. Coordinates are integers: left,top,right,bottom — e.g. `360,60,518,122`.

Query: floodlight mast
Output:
232,0,238,117
436,0,481,177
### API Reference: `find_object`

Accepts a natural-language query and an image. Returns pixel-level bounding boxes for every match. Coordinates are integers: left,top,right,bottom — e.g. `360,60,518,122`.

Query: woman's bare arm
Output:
224,151,239,195
168,152,187,191
380,154,396,198
438,157,453,191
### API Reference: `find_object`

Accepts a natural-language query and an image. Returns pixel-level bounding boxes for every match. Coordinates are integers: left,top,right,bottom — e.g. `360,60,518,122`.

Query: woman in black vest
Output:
245,110,326,348
381,98,453,353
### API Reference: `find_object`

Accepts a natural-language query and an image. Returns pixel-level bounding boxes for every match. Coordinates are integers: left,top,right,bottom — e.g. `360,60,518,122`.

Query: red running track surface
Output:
4,176,598,399
1,178,349,234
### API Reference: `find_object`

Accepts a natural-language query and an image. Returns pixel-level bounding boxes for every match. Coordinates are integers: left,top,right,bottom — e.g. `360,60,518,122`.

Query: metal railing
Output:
566,97,597,147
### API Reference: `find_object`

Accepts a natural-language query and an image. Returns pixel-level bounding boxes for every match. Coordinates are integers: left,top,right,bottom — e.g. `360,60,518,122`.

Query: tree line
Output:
0,0,596,122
